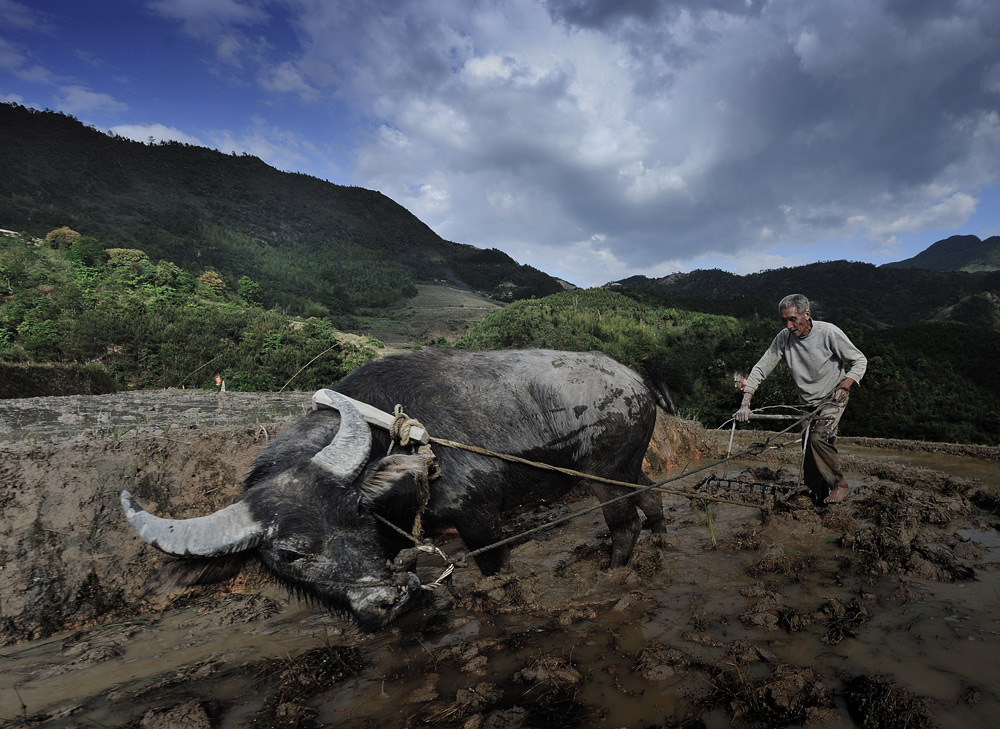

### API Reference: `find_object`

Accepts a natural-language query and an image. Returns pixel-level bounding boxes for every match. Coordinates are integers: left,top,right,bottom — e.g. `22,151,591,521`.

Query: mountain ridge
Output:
0,102,562,313
607,259,1000,328
881,233,1000,272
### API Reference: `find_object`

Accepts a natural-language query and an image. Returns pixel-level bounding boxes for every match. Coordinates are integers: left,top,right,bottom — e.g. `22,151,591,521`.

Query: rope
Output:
387,406,440,541
425,397,834,562
345,397,832,592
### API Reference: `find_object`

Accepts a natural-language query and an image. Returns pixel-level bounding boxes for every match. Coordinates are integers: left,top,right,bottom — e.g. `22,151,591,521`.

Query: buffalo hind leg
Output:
590,481,642,568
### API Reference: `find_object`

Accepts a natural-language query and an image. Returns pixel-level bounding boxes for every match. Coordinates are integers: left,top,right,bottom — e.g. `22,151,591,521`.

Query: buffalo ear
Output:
143,553,250,596
357,454,436,503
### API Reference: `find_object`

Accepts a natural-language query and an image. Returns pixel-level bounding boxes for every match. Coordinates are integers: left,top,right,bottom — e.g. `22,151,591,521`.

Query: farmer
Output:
735,294,867,504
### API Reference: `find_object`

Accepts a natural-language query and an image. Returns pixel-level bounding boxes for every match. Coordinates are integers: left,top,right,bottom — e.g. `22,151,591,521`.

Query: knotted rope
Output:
387,404,440,541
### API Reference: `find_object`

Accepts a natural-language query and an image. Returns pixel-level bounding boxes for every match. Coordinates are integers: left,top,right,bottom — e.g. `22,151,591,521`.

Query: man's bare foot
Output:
824,480,850,504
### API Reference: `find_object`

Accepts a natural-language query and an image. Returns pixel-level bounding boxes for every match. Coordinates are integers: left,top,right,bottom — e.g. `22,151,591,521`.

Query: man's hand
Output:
735,393,753,422
832,377,855,404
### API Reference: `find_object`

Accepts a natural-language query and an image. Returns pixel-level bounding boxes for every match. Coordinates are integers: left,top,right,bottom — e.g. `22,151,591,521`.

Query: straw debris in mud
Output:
251,645,364,729
708,663,836,728
845,674,933,729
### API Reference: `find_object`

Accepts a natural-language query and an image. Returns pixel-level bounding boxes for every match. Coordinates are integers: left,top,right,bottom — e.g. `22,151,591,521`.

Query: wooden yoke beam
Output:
312,389,430,445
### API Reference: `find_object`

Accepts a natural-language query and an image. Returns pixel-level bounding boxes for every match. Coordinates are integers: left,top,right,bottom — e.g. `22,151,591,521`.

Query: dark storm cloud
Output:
48,0,1000,284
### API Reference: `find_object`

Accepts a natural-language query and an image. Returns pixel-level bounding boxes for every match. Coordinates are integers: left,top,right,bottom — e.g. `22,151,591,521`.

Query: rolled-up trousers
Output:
802,401,847,502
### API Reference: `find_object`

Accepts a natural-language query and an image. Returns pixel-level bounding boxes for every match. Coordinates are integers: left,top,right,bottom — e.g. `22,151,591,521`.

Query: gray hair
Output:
778,294,810,315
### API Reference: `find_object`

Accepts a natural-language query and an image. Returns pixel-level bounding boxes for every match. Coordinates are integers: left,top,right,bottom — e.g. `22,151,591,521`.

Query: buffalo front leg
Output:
456,516,510,575
591,481,642,567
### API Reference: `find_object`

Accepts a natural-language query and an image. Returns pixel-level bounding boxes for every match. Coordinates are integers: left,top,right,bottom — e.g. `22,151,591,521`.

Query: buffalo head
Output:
121,390,433,630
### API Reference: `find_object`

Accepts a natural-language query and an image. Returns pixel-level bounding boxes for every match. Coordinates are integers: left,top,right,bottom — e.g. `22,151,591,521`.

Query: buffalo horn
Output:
311,389,372,483
121,490,265,557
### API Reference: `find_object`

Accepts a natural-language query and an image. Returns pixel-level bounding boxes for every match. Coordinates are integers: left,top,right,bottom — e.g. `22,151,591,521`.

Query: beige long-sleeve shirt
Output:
743,320,867,406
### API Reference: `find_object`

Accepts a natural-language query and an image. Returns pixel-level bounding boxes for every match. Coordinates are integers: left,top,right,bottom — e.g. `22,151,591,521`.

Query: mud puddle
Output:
2,394,1000,727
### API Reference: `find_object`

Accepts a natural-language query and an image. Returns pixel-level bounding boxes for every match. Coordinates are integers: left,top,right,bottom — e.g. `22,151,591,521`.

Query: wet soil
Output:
2,393,999,728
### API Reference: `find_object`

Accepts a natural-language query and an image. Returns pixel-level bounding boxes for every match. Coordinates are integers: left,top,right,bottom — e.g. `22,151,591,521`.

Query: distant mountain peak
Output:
882,234,1000,273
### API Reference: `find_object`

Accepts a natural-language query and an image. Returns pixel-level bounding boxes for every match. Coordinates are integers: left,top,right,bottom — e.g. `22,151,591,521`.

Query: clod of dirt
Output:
611,590,648,612
618,535,670,585
714,664,836,727
853,482,972,525
968,486,1000,517
952,534,986,561
434,637,503,674
962,686,983,705
138,699,213,729
845,674,933,729
738,584,788,631
727,639,777,665
466,706,529,729
457,574,528,614
418,682,503,725
556,607,598,625
821,510,857,532
819,597,871,645
745,541,815,582
512,656,583,687
634,644,694,681
909,544,976,581
844,522,977,581
554,543,608,576
251,645,364,728
719,527,763,551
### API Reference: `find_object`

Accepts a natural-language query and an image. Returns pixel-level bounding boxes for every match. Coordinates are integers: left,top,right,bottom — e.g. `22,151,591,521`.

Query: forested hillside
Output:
0,103,561,314
0,229,382,393
457,289,1000,445
882,234,1000,273
611,259,1000,328
4,105,998,445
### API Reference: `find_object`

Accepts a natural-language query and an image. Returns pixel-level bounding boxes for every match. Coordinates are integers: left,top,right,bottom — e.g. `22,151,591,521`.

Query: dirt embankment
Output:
0,362,116,399
0,424,268,643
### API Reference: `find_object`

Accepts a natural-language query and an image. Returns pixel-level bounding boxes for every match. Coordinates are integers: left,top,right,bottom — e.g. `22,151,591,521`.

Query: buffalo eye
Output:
276,549,306,564
355,493,368,515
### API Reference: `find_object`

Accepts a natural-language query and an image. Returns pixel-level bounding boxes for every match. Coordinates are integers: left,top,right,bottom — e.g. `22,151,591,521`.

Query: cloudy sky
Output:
3,0,1000,286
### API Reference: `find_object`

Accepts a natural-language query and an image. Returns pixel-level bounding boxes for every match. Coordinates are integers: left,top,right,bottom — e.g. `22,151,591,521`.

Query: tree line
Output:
3,228,998,445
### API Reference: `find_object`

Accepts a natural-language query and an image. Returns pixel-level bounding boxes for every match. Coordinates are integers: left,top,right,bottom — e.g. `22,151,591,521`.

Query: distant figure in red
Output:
735,294,867,505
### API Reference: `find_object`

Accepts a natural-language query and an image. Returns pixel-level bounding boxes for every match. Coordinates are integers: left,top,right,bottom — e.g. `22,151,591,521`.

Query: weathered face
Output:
780,306,812,339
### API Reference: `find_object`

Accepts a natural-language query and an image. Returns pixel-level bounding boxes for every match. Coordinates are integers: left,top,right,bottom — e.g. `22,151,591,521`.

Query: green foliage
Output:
45,226,81,249
65,235,106,267
615,261,1000,329
0,232,382,392
197,270,227,296
238,275,263,305
949,292,1000,328
458,289,1000,445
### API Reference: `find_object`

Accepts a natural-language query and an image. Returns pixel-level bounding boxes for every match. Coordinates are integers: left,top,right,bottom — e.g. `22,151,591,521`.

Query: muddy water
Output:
5,473,1000,728
2,395,1000,727
841,443,1000,487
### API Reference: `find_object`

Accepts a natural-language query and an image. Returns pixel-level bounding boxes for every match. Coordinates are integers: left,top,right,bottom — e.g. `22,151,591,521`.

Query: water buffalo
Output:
122,349,666,629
